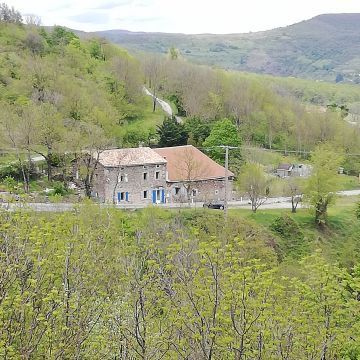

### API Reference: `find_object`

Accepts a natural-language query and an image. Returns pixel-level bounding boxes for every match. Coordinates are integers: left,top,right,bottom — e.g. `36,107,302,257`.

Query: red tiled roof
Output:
154,145,234,182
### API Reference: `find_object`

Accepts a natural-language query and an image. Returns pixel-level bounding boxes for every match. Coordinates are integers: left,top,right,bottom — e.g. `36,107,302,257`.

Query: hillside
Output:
93,14,360,83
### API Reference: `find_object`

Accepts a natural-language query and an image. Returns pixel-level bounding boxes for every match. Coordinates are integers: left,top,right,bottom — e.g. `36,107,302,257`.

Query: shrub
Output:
270,214,308,259
356,201,360,220
2,175,18,193
51,182,68,196
0,162,24,180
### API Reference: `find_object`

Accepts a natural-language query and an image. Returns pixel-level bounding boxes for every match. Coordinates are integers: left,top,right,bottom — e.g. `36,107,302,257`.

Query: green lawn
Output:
335,174,360,190
116,96,166,140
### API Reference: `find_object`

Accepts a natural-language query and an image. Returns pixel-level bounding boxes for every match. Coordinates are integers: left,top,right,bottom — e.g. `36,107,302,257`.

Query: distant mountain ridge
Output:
89,14,360,83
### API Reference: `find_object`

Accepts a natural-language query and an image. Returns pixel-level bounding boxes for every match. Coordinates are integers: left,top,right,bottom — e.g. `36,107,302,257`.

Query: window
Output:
155,171,160,180
175,187,180,195
120,192,125,201
192,189,198,197
143,172,148,180
143,190,148,199
215,190,219,195
119,174,128,182
156,164,160,168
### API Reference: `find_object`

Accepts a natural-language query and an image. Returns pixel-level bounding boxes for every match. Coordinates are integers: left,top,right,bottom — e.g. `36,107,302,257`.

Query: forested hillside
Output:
0,19,152,150
94,13,360,83
142,55,360,174
1,205,360,359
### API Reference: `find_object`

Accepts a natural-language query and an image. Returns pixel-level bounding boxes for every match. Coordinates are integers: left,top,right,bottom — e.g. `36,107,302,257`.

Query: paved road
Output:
2,189,359,212
143,87,183,123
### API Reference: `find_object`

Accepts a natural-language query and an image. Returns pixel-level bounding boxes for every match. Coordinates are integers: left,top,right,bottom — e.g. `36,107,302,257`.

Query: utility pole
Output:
224,145,229,221
216,145,239,221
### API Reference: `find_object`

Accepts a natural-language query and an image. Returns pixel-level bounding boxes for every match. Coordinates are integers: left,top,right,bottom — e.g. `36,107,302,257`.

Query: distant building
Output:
276,163,311,178
276,163,293,178
154,145,234,203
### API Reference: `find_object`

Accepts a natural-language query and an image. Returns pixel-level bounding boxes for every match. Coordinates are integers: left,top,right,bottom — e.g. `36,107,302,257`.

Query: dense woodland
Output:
2,5,360,359
1,205,360,359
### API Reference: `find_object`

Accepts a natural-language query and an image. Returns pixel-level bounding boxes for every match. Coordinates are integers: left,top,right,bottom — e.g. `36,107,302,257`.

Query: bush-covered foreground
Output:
1,206,360,359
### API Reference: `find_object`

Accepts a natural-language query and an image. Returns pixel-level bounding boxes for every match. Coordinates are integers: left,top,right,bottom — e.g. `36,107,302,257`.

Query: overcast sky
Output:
6,0,360,33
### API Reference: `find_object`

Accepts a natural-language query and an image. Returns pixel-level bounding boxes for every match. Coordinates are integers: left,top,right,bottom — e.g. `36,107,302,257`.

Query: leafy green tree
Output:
157,116,188,147
184,117,210,146
32,103,64,181
168,46,180,60
88,39,105,60
48,26,79,47
203,118,241,166
238,162,270,212
304,144,344,226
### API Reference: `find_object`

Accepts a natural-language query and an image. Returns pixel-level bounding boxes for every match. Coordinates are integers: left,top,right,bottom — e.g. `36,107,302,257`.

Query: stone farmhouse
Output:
91,147,167,204
90,145,234,204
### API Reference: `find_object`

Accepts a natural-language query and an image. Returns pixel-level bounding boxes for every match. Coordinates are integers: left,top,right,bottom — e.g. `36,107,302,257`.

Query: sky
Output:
6,0,360,34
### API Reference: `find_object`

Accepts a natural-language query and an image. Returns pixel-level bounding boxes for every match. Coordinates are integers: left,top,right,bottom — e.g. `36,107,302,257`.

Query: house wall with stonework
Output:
166,178,235,203
92,162,167,204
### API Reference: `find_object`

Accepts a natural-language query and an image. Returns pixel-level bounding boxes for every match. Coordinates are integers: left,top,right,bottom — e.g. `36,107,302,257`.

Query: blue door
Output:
152,190,157,204
117,192,121,203
161,189,165,203
125,192,129,202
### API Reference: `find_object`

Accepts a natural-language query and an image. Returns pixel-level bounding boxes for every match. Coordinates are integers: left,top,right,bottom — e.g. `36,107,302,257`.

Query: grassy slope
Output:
227,194,360,268
115,96,167,144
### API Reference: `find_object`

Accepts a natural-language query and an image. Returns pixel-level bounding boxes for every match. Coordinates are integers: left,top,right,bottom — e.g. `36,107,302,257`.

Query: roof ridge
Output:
155,145,193,150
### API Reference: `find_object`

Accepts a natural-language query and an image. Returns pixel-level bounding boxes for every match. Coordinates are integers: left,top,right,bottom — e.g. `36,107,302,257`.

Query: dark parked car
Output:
203,201,225,210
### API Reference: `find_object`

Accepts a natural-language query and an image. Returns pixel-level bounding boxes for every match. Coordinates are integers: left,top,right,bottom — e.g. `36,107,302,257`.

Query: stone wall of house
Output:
166,178,235,203
92,162,167,204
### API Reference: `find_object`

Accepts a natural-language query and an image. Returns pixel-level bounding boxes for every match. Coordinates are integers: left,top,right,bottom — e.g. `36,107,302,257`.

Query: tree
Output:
304,144,344,227
73,122,111,198
0,3,22,23
23,14,41,26
285,177,303,213
203,118,242,166
168,46,180,60
32,103,64,182
0,103,38,193
143,55,164,112
238,163,270,212
157,116,188,147
184,117,211,146
175,146,205,204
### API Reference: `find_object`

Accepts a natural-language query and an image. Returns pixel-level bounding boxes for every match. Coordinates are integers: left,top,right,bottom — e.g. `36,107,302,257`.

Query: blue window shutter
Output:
126,192,129,202
161,189,165,203
152,190,156,204
117,192,121,203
